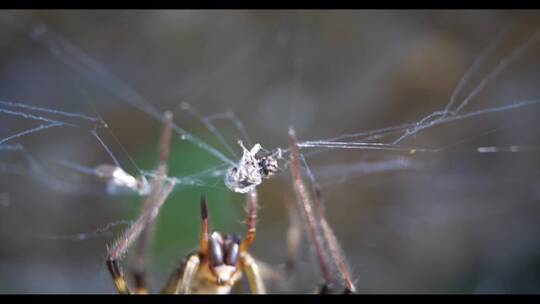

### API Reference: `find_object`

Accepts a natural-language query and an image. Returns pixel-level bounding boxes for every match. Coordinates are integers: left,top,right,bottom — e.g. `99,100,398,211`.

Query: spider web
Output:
1,11,540,293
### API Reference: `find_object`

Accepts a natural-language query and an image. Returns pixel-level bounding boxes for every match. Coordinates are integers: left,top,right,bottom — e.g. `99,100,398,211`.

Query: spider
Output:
108,190,265,294
161,192,265,294
100,110,355,294
103,111,267,294
1,21,356,293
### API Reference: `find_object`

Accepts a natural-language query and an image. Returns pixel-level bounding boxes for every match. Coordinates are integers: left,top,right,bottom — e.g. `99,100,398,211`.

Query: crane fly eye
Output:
209,233,224,266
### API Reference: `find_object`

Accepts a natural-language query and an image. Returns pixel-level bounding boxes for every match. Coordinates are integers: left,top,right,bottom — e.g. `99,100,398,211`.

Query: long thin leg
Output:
106,258,130,294
284,194,302,274
199,194,209,254
106,178,174,294
106,111,174,294
161,253,200,294
313,192,356,293
179,254,201,294
161,260,185,294
299,153,356,294
317,217,356,294
131,111,174,294
130,183,163,294
240,252,266,294
162,194,208,294
240,190,258,252
131,227,150,294
288,127,334,292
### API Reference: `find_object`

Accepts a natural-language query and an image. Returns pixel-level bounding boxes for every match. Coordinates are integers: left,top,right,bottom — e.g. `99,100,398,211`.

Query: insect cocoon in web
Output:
224,141,279,194
95,164,150,196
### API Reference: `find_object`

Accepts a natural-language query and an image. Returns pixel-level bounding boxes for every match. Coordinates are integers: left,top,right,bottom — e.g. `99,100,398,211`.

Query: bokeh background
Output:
0,10,540,293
